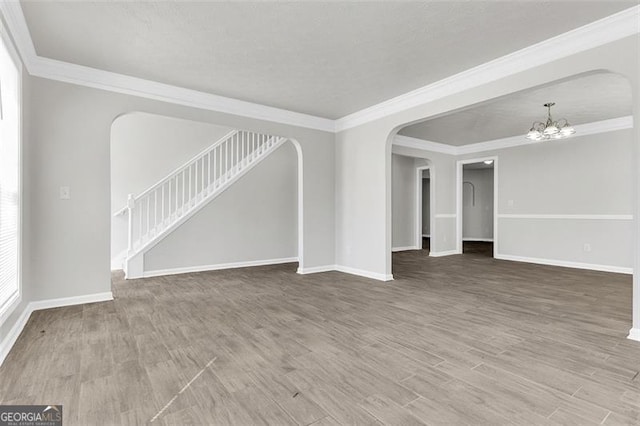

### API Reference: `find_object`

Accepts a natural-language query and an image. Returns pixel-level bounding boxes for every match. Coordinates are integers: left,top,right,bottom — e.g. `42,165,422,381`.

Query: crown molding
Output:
393,134,457,155
0,1,335,132
335,6,640,132
1,1,638,134
394,115,633,156
29,56,336,132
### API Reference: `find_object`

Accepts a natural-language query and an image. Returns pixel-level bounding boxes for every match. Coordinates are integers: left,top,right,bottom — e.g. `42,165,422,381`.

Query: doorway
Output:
456,157,497,257
416,166,433,253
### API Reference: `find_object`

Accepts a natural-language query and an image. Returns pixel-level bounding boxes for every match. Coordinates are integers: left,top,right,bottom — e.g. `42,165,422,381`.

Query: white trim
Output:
463,238,494,242
422,234,430,238
0,2,334,133
456,157,498,256
0,291,114,366
392,246,421,252
334,265,394,282
415,165,435,252
393,116,634,156
456,116,634,155
111,249,127,271
495,254,632,275
1,0,637,134
628,328,640,342
0,16,24,328
29,292,113,311
429,250,459,257
143,257,299,278
125,137,289,267
435,213,456,218
297,265,336,274
498,214,633,220
394,135,457,155
336,6,640,131
0,301,30,367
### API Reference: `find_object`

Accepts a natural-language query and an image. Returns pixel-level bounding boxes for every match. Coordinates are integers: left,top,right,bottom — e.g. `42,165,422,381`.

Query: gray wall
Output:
422,177,430,235
110,112,234,262
145,143,298,272
462,168,493,240
391,154,417,249
335,35,639,279
23,76,335,305
391,128,634,270
487,129,633,269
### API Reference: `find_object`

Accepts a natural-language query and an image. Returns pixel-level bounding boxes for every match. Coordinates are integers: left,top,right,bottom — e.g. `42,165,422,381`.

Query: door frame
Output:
415,166,435,250
456,156,498,256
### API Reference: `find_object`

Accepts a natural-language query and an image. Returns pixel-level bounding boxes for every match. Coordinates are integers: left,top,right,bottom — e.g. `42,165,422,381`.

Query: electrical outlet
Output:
583,243,591,252
59,186,71,200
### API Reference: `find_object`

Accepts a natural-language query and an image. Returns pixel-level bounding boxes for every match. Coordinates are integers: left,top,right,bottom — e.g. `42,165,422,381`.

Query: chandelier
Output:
526,102,575,141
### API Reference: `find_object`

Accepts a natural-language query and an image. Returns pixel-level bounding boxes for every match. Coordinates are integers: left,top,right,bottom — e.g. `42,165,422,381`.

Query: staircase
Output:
116,129,288,278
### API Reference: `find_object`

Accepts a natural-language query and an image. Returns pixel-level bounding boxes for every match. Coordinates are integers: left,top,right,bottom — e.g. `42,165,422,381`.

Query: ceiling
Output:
20,1,636,119
398,72,633,145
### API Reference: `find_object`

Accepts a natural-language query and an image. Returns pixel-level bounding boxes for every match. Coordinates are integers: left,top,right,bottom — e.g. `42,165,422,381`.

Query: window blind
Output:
0,30,20,321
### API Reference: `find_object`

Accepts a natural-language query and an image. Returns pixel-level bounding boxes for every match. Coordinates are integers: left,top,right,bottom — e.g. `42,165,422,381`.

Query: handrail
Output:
112,129,238,216
133,129,238,201
123,130,286,259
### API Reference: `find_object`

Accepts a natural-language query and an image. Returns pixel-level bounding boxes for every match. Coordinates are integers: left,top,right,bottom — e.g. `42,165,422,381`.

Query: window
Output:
0,22,21,324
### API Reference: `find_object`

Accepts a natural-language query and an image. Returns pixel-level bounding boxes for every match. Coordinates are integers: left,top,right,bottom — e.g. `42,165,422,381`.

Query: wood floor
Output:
1,250,639,425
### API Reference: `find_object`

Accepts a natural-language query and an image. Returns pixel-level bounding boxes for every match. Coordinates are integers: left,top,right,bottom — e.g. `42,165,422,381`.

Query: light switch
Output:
60,186,70,200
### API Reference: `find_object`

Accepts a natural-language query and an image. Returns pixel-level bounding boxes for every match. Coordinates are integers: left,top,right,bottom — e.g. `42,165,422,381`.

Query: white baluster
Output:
207,153,211,193
161,184,165,226
146,196,150,239
126,194,134,255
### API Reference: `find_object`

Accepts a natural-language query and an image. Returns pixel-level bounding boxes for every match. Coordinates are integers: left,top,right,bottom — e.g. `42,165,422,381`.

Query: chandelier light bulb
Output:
525,103,575,141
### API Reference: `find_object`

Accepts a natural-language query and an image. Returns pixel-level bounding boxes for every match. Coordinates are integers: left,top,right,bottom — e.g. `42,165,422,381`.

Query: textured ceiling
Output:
20,1,636,119
398,72,633,145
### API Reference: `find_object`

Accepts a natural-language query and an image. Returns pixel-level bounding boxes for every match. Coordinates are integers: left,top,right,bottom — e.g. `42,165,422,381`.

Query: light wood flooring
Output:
1,250,639,425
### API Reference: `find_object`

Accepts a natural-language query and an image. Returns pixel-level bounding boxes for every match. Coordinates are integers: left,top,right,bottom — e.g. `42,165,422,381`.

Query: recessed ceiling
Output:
20,1,636,119
399,72,632,146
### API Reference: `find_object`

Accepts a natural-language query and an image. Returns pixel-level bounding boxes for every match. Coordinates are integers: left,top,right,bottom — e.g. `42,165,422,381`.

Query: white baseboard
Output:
143,257,299,278
495,254,633,275
111,250,127,271
463,238,494,242
0,303,32,368
392,246,421,252
334,265,393,282
0,291,114,367
297,265,336,274
429,250,460,257
30,292,114,311
628,328,640,342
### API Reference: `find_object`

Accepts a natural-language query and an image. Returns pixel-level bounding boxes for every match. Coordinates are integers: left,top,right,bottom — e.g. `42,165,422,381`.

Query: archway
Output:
109,112,305,277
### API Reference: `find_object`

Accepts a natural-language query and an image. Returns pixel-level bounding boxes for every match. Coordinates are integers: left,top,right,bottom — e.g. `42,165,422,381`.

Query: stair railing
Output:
120,130,284,255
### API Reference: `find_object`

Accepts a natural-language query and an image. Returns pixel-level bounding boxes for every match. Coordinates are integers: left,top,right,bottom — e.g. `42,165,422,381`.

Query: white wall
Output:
462,168,493,240
110,112,234,263
144,143,298,273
